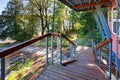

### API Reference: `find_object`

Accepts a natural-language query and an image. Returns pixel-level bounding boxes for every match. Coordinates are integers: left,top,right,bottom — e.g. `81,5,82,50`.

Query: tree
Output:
69,10,80,30
54,1,65,32
28,0,51,35
0,0,23,39
0,0,33,41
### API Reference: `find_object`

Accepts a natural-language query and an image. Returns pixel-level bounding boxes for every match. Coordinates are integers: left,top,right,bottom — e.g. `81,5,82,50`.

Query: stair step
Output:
62,58,76,66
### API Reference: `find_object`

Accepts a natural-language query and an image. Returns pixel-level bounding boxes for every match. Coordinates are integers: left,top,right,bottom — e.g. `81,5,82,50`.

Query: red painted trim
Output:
72,0,111,9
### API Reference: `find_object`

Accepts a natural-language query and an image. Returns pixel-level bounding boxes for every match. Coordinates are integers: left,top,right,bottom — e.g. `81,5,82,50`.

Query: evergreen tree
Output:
0,0,23,40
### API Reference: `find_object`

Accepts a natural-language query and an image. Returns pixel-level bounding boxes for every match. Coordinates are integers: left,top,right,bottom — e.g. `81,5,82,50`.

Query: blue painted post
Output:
96,5,111,38
46,37,48,65
51,36,53,63
99,49,101,67
60,34,62,65
93,12,105,39
109,42,112,79
96,50,99,65
1,57,5,80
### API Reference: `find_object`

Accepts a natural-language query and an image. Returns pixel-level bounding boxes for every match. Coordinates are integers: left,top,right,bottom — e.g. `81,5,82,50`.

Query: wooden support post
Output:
46,37,48,65
1,57,5,80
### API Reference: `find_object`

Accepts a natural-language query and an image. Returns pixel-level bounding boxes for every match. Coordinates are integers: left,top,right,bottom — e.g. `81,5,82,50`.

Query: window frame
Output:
112,6,120,37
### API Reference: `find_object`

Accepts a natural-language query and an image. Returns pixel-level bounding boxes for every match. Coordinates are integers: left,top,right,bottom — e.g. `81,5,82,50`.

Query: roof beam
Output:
76,5,108,12
72,0,110,9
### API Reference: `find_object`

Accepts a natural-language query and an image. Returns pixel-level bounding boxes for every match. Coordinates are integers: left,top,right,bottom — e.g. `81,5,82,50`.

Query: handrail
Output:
0,33,77,58
94,38,112,50
0,33,50,58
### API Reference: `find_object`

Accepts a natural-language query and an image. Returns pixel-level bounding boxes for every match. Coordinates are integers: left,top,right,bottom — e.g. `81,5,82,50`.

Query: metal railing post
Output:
70,44,72,60
56,37,59,64
109,42,112,80
46,37,48,65
60,34,62,65
1,57,5,80
99,49,101,66
51,36,53,63
74,46,76,60
96,50,99,65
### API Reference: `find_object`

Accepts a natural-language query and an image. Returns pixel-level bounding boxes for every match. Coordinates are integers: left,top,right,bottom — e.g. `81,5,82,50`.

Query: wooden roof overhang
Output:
59,0,111,12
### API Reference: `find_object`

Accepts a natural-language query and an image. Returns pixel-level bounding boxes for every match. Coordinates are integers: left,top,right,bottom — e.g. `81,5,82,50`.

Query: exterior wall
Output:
108,0,120,59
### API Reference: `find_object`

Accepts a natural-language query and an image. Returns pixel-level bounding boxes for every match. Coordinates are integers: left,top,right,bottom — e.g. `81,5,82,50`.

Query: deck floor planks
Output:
47,65,86,80
49,65,97,80
45,68,71,80
36,46,108,80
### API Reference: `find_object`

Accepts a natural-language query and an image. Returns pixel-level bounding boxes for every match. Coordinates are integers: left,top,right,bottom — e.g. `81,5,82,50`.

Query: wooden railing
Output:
93,38,112,79
0,33,76,58
0,33,77,80
94,38,112,50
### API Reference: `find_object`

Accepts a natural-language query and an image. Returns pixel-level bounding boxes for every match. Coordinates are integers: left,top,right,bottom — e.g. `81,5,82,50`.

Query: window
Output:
113,8,120,19
113,21,120,33
112,7,120,36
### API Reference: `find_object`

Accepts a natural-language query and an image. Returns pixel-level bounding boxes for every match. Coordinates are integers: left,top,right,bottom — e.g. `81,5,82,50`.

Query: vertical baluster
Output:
70,44,72,60
74,46,76,60
96,50,99,65
109,42,112,80
60,34,62,65
46,37,48,65
51,36,53,63
1,57,5,80
56,37,59,64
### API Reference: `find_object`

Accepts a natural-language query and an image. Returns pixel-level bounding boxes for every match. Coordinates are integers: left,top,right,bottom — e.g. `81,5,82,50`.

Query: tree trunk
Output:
52,0,55,32
45,7,49,32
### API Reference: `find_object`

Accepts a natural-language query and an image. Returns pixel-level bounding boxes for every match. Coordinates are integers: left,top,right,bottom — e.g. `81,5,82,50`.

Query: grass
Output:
6,59,33,80
0,43,10,47
77,38,92,47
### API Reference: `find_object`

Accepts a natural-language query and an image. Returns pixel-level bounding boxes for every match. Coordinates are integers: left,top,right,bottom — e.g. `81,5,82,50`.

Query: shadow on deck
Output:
35,46,108,80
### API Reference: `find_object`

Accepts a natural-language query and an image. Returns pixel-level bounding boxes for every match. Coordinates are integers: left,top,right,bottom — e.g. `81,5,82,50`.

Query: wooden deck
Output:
35,46,108,80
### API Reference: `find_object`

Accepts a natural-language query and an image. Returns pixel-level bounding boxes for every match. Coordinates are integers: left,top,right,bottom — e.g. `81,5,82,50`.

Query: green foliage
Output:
8,59,33,71
0,0,108,45
0,43,9,47
54,1,65,32
6,59,33,80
